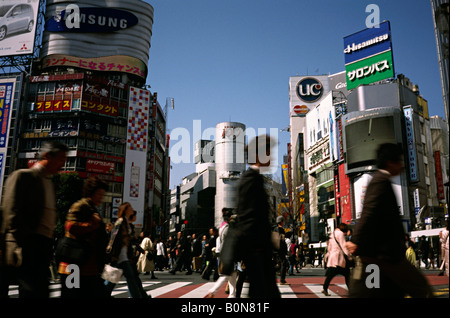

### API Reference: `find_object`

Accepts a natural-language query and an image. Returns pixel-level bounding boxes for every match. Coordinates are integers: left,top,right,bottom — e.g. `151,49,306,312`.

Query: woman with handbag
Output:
104,202,149,298
136,231,157,278
58,177,109,298
321,223,352,296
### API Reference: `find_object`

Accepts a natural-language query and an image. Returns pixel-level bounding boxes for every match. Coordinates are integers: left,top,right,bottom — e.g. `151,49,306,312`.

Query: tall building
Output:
430,0,449,132
1,0,170,235
214,122,246,228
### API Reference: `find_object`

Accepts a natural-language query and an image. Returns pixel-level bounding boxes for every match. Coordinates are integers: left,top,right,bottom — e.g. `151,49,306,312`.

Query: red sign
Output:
434,151,445,200
35,100,72,112
338,163,352,223
81,100,118,117
86,159,115,174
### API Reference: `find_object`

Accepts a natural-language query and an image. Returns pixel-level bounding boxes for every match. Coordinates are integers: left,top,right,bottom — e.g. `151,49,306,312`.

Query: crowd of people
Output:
0,139,448,299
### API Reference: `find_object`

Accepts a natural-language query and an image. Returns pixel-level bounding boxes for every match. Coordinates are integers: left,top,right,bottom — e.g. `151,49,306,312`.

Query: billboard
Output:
123,86,150,228
0,78,16,202
289,75,330,117
0,0,40,57
41,0,154,75
344,21,395,90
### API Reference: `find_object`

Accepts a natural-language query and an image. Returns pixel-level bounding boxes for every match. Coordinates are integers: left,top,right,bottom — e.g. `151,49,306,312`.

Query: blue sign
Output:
0,82,14,148
296,77,324,103
343,21,392,65
45,7,138,33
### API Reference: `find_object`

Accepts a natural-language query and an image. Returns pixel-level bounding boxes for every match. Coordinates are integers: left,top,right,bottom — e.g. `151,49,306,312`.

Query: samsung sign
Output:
45,6,138,32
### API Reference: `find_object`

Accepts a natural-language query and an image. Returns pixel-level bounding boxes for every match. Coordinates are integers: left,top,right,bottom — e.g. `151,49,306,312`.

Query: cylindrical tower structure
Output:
214,122,246,228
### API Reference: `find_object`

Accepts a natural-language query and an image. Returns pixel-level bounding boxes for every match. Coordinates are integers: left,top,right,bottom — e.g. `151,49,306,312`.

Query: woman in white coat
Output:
137,231,157,279
322,223,352,296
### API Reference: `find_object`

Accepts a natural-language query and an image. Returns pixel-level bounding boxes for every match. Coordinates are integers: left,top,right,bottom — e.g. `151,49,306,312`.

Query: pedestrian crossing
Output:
6,280,349,298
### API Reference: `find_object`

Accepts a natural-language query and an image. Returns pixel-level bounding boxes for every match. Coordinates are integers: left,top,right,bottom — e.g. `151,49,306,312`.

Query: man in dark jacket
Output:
0,141,68,298
346,143,432,298
236,135,280,298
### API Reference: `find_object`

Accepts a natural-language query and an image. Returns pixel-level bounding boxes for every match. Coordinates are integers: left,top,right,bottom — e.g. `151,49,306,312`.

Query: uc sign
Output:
296,77,323,103
45,7,138,33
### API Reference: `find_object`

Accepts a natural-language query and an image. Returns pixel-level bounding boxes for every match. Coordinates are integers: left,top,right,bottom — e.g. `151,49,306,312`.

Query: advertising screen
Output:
0,0,40,57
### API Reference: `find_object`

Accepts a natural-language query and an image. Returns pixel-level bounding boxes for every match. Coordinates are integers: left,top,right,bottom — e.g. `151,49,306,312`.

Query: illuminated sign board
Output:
45,7,138,33
344,21,395,90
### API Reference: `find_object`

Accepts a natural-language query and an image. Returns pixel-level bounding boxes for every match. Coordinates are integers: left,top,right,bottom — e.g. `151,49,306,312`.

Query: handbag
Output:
146,250,154,261
55,236,90,264
334,235,355,269
101,264,123,283
219,226,243,275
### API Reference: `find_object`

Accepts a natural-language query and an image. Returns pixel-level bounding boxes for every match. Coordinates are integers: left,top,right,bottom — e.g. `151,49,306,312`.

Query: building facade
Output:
0,0,170,236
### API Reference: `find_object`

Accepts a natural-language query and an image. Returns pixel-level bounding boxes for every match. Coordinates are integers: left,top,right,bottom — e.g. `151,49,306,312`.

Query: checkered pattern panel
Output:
127,87,150,151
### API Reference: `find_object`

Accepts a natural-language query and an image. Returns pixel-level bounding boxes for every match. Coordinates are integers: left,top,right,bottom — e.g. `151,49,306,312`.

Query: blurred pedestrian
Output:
274,215,288,284
285,232,297,275
136,231,157,279
405,241,416,267
309,245,316,267
58,176,109,298
321,223,352,296
418,236,430,269
201,227,218,280
235,135,280,298
105,202,149,298
346,143,433,298
439,221,449,276
155,238,166,271
168,235,177,270
205,208,238,298
170,231,193,275
0,141,68,298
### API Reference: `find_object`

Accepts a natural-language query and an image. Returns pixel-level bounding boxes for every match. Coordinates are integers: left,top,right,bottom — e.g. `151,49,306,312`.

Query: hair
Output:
39,141,69,160
376,143,403,169
118,202,132,218
83,176,108,198
338,223,348,232
222,208,233,221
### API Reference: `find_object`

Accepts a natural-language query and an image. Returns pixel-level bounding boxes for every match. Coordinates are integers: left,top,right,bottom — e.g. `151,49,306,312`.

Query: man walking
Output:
1,141,68,298
236,135,280,298
346,143,432,298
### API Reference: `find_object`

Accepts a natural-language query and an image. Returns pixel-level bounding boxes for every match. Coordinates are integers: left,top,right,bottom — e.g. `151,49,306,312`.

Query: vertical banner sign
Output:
403,106,418,182
281,164,288,196
123,87,150,228
413,188,420,216
0,79,16,204
434,151,445,200
343,21,395,90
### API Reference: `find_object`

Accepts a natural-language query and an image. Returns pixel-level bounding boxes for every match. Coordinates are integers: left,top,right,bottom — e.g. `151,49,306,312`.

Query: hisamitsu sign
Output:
343,21,395,90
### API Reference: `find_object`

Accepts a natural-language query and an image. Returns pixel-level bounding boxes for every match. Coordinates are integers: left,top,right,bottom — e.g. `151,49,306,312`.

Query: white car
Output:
0,3,34,41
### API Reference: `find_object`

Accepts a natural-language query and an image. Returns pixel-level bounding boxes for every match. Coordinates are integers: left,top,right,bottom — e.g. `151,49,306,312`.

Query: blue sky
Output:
144,0,446,188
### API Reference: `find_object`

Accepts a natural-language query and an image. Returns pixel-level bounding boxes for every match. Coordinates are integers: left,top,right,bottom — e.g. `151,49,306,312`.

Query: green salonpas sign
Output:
345,50,394,90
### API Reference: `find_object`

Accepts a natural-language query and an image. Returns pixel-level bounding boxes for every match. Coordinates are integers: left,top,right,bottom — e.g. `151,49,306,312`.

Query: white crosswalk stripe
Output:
7,281,348,298
147,281,191,298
